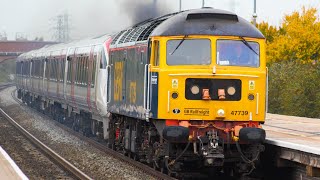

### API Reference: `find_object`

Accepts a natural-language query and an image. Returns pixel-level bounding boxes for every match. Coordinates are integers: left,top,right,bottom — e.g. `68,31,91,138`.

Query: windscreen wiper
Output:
170,35,188,55
239,36,258,55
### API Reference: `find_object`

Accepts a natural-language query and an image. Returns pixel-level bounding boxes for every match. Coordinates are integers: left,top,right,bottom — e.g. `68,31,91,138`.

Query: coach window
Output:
53,59,57,81
34,61,37,77
100,51,107,69
61,59,65,82
45,60,50,80
81,56,85,85
52,59,57,81
40,60,44,78
92,53,97,87
83,56,86,85
77,56,81,84
30,60,34,77
55,59,59,81
152,40,160,66
67,57,72,83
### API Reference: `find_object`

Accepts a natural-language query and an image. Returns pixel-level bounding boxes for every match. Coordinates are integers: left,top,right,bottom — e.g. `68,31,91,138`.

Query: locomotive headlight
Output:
190,85,200,95
217,109,225,117
227,86,236,95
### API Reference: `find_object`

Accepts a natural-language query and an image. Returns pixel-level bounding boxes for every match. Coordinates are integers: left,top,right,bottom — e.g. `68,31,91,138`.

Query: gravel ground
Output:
0,114,73,179
0,87,154,180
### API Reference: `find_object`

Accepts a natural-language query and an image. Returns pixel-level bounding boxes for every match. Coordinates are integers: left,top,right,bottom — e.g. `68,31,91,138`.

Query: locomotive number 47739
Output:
231,111,249,116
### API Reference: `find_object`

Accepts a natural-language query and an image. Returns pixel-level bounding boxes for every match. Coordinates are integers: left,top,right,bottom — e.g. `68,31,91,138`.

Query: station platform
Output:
263,113,320,156
0,146,28,180
263,113,320,179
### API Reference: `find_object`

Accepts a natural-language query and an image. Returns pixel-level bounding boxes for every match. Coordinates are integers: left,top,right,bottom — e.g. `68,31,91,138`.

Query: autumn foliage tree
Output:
256,21,279,44
259,7,320,64
258,7,320,117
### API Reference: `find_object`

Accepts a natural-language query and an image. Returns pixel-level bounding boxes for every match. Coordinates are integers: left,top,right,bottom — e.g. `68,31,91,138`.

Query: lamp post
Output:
202,0,205,7
253,0,257,26
179,0,182,11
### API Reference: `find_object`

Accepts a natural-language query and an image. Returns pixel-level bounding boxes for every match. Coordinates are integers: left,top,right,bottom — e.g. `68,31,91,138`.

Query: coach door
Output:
30,59,34,92
40,58,45,96
69,50,77,105
86,46,95,111
90,46,101,111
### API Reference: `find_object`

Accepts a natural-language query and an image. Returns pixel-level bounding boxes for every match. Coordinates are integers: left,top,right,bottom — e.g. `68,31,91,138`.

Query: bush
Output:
268,61,320,118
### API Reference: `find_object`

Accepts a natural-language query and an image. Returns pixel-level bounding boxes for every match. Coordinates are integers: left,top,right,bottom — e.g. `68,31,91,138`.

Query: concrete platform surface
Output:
264,113,320,155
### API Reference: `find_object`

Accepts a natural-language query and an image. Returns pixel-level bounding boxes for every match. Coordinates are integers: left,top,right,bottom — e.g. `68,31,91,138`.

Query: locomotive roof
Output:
111,8,264,47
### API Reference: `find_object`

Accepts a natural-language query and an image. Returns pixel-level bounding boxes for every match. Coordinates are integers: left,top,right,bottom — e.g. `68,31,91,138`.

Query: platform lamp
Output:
253,0,257,26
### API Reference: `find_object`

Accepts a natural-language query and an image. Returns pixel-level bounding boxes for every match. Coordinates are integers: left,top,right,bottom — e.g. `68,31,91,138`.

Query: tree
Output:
258,7,320,63
256,21,279,44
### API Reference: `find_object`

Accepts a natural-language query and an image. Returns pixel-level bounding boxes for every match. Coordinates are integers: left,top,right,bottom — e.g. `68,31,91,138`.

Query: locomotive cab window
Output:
166,39,211,65
151,40,160,66
217,40,260,67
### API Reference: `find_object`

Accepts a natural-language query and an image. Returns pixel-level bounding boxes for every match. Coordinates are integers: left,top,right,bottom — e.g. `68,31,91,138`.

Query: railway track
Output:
0,85,92,180
0,109,92,180
8,88,175,180
0,82,14,91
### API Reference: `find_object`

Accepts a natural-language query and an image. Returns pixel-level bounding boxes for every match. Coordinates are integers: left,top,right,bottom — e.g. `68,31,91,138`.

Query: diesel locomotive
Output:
16,8,267,177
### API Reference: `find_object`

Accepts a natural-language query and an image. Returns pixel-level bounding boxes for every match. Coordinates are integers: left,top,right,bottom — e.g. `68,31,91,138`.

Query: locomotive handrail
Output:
143,64,151,122
147,64,151,111
167,91,170,113
256,93,259,115
106,65,111,104
266,67,269,114
143,64,148,110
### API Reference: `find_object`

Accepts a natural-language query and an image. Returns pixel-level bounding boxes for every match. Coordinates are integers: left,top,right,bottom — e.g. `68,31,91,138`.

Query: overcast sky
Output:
0,0,319,41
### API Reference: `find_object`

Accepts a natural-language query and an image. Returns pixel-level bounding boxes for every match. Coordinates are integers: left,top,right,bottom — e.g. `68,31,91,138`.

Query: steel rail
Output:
9,89,175,180
0,107,92,180
56,123,176,180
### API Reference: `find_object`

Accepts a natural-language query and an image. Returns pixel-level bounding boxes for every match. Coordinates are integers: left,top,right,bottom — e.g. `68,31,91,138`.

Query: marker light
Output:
191,85,200,95
227,86,236,95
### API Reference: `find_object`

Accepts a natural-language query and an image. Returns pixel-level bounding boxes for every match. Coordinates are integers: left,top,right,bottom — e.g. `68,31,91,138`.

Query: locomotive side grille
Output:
111,30,126,45
185,78,241,101
137,19,165,41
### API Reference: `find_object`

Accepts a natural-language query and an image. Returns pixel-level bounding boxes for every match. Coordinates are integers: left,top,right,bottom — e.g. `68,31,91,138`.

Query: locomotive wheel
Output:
133,154,138,161
152,161,159,170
